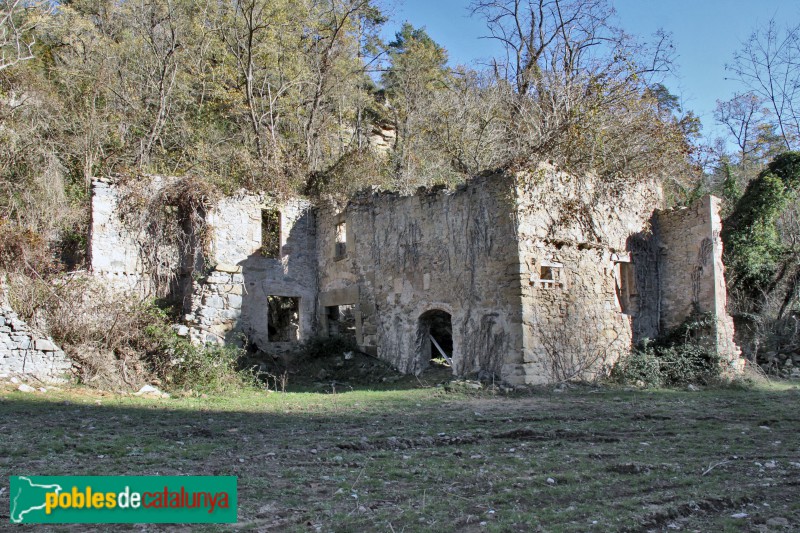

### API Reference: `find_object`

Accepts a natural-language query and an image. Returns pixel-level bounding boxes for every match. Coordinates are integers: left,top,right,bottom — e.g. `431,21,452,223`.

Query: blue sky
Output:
380,0,800,143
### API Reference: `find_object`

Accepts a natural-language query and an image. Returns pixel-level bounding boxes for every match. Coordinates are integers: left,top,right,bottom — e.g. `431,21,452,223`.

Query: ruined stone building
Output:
89,165,742,385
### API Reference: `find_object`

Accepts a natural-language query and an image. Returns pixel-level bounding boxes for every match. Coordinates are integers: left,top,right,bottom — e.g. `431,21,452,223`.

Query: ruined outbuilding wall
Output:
655,196,741,365
185,195,317,350
87,171,741,384
317,176,523,376
510,166,664,385
0,280,71,381
89,178,153,293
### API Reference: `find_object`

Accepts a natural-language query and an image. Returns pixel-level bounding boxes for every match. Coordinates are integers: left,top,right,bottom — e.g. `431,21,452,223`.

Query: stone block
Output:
12,337,31,350
204,295,225,309
199,307,217,320
216,263,243,274
34,339,58,352
221,284,243,295
228,295,243,309
221,309,241,321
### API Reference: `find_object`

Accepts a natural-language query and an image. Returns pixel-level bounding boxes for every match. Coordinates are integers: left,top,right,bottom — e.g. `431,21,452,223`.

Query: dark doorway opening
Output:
418,309,453,369
268,296,299,342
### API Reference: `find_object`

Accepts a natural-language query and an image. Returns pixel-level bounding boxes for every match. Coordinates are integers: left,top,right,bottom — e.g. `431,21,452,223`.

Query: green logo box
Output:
9,476,237,524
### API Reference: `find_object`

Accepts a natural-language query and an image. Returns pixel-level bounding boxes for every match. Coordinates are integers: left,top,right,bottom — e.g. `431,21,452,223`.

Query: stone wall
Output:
185,195,317,350
655,196,742,365
87,170,742,384
89,178,153,293
510,166,664,384
316,176,523,376
0,284,71,381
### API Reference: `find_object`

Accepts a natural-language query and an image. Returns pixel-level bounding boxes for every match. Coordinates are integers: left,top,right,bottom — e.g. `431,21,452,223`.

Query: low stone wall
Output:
0,305,71,381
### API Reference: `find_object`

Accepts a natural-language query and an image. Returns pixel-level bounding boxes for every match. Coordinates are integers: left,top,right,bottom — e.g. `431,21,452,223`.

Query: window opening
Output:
261,210,281,258
268,296,299,341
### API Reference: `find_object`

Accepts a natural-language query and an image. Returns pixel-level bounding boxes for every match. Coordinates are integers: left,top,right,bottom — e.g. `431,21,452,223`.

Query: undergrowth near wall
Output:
611,313,723,387
5,272,253,393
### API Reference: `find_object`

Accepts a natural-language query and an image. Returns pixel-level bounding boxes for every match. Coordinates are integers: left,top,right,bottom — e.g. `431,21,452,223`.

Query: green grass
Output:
1,381,799,531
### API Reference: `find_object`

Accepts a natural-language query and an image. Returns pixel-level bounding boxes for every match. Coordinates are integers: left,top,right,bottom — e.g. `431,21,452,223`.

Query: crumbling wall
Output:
185,195,317,350
317,176,523,377
89,178,153,293
0,282,71,381
655,196,741,365
510,165,664,385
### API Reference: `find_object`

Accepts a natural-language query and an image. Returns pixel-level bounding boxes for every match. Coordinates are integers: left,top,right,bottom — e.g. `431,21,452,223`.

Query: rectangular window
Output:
534,261,563,288
334,221,347,259
268,296,299,342
326,304,356,341
261,210,281,258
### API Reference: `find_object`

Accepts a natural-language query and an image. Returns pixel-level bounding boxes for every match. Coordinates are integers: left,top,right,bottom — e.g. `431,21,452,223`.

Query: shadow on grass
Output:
1,383,799,531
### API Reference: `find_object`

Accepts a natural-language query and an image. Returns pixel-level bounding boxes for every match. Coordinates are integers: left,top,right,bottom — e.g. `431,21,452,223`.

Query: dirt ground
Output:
1,375,799,532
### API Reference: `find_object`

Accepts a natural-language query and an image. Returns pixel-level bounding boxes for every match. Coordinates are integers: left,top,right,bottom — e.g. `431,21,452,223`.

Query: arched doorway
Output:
417,309,454,371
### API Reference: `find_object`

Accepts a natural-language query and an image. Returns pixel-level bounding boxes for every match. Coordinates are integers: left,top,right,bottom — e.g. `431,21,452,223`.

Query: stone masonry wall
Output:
185,195,317,351
87,171,742,384
0,281,71,381
655,195,741,365
510,165,664,385
89,178,154,294
316,176,523,376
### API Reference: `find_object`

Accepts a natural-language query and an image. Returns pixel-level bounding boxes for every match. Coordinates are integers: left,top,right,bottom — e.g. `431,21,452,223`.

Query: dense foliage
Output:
723,152,800,306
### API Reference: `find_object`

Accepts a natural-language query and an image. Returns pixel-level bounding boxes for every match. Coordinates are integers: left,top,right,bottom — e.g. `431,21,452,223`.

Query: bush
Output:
610,345,662,387
611,314,722,388
158,340,253,393
296,335,359,360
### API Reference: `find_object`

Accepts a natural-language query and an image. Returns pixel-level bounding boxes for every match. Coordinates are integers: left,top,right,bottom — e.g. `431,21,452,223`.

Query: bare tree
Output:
728,18,800,150
715,92,766,166
124,0,183,167
0,0,37,72
469,0,671,95
466,0,685,184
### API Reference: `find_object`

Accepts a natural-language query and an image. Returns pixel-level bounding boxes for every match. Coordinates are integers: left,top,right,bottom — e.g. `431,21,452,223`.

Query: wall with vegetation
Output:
316,174,523,377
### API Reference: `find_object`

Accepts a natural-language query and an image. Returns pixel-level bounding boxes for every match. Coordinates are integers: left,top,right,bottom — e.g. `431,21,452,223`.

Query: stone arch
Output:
416,308,456,374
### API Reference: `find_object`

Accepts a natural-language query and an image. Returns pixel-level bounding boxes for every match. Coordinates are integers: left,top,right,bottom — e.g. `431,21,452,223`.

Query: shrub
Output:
158,340,253,393
611,313,722,387
296,335,359,360
610,345,662,387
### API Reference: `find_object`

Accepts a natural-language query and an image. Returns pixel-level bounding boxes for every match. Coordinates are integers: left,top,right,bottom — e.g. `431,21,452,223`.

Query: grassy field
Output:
1,380,799,532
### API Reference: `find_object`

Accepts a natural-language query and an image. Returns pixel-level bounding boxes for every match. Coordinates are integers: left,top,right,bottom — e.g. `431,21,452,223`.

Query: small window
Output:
334,220,347,259
534,262,562,288
326,304,356,341
261,210,281,258
268,296,299,342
